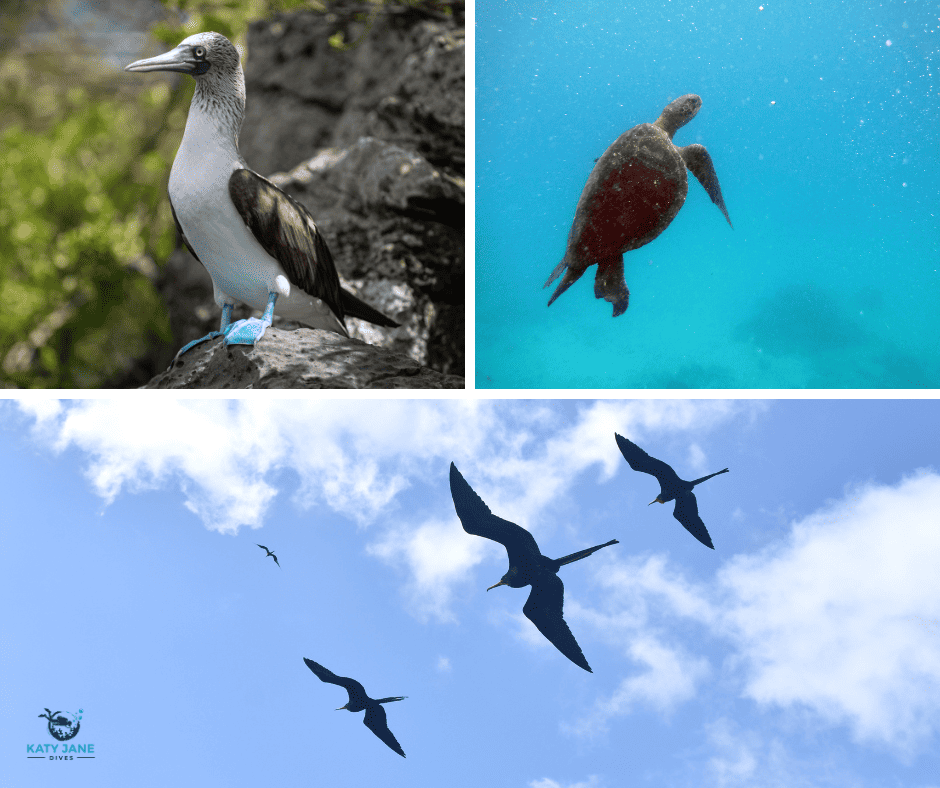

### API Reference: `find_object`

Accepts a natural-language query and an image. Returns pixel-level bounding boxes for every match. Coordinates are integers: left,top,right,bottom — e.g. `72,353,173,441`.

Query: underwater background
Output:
476,0,939,389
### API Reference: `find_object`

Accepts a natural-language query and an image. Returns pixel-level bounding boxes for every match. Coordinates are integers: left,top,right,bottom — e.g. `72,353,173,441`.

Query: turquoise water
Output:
476,1,939,389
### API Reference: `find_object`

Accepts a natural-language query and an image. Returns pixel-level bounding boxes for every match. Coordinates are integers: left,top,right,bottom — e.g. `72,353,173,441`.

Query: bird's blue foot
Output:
176,331,225,357
174,303,235,358
223,317,271,346
222,292,278,347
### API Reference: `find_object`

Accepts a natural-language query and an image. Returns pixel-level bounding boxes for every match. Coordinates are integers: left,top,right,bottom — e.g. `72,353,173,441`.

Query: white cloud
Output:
716,472,940,754
699,718,839,788
529,776,602,788
705,718,759,787
557,472,940,756
367,517,485,622
15,398,741,613
566,633,710,737
17,399,490,534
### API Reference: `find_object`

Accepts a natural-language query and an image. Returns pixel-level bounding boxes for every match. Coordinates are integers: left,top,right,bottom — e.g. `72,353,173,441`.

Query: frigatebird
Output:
614,433,728,549
449,462,618,672
125,33,397,356
303,658,407,757
256,544,280,567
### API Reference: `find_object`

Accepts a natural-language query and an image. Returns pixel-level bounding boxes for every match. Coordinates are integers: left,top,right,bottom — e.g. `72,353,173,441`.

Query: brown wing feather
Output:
228,169,344,319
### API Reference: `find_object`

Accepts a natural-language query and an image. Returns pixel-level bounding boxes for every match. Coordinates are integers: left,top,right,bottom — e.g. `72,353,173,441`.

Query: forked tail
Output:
555,539,619,568
690,468,729,488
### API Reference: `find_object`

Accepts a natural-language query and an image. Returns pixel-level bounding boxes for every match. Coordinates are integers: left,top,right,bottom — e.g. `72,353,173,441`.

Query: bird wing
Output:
522,573,592,672
673,493,715,549
363,703,406,757
272,555,280,567
303,658,367,700
228,169,397,328
615,433,682,489
228,168,344,316
449,463,542,566
256,544,269,552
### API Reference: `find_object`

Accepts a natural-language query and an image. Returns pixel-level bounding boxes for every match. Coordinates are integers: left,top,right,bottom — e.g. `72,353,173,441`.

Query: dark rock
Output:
142,327,464,389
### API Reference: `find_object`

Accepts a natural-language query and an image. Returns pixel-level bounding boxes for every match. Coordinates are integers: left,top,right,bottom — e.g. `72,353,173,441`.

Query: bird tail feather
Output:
340,289,399,327
689,468,729,487
555,539,619,568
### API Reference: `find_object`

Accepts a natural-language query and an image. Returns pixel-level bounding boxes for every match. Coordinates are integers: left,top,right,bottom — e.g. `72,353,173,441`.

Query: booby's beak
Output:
648,499,661,505
125,46,196,75
335,704,348,711
486,580,507,592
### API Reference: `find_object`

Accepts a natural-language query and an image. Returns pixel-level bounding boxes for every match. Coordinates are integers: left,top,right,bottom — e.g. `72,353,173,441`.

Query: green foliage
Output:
0,46,176,388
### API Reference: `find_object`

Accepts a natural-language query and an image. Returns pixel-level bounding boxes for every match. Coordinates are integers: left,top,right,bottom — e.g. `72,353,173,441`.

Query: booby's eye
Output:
194,46,205,58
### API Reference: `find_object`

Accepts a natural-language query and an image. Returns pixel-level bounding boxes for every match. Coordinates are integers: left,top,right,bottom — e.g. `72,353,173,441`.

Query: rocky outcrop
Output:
136,1,464,388
143,327,464,389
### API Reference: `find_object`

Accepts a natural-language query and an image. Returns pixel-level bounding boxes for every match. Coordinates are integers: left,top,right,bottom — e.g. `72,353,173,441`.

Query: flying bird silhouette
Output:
256,544,280,567
614,433,728,549
303,657,407,757
449,462,618,672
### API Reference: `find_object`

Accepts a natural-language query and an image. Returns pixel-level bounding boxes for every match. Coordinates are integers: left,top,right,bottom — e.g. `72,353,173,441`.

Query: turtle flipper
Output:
678,144,732,228
594,255,630,317
545,259,587,307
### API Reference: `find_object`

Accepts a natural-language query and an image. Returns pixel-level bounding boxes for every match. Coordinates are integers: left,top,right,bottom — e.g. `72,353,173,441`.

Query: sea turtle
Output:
544,94,732,316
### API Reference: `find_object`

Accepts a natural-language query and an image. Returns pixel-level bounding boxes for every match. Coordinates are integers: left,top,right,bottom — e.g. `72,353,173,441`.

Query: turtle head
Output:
654,94,702,139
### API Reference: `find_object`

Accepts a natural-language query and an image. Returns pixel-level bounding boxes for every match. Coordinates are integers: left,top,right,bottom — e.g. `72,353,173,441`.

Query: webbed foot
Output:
176,331,225,358
223,317,272,346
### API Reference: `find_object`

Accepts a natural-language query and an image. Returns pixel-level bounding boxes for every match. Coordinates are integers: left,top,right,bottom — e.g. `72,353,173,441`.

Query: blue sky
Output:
1,398,939,788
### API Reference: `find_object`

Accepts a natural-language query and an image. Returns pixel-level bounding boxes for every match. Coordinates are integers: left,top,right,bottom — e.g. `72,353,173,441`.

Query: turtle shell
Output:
564,123,688,270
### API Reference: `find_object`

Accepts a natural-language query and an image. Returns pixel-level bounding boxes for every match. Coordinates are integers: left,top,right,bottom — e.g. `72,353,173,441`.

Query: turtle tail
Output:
594,256,630,317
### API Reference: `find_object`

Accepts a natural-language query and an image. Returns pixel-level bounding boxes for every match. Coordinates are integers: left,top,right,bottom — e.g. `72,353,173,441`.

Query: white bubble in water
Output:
886,39,892,46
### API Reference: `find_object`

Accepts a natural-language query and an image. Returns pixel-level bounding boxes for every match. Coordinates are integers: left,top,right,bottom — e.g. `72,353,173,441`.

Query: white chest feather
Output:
168,112,285,310
167,105,347,334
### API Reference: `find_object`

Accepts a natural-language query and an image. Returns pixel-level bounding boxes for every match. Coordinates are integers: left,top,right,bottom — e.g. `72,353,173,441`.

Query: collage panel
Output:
476,2,938,389
2,398,940,787
0,1,465,391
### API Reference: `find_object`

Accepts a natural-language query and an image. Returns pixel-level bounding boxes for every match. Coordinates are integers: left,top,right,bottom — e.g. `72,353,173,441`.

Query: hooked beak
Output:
125,46,196,75
486,580,507,592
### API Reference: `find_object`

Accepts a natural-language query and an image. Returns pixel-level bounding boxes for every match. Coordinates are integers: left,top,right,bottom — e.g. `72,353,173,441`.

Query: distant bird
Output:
124,32,397,356
303,657,407,757
614,433,728,549
256,544,280,567
449,462,618,672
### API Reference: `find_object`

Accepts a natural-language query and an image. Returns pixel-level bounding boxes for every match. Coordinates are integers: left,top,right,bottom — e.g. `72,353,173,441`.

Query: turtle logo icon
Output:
38,708,82,741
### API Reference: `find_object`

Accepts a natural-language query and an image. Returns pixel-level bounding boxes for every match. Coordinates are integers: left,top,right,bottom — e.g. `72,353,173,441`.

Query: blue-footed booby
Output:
125,32,398,354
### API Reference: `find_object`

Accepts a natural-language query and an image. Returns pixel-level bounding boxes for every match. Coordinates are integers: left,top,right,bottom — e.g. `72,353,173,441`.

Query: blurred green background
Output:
0,0,452,388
